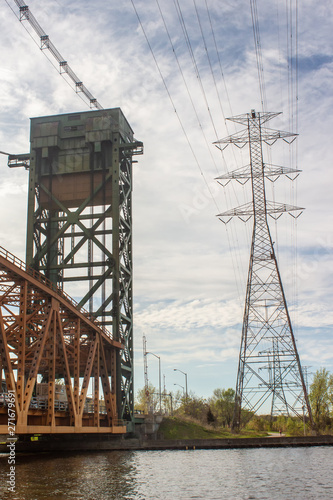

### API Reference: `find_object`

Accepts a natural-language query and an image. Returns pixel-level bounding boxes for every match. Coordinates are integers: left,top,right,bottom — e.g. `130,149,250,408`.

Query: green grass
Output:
158,417,268,440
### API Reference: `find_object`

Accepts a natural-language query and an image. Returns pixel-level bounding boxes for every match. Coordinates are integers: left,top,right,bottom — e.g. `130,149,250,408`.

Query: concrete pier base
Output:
1,434,332,454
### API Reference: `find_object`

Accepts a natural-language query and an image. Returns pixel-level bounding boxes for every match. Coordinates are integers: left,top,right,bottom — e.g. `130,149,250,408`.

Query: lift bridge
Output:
0,108,143,436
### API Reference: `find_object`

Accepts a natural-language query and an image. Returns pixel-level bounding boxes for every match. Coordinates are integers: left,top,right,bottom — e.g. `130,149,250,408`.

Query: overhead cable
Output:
192,0,227,125
250,0,267,112
130,0,221,214
173,0,220,143
155,0,223,175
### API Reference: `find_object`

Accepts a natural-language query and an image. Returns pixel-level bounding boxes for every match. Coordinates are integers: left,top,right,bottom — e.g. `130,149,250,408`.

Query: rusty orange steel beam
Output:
0,246,122,349
0,246,126,435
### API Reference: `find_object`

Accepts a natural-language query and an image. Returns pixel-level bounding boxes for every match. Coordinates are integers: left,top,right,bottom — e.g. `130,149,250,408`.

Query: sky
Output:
0,0,332,402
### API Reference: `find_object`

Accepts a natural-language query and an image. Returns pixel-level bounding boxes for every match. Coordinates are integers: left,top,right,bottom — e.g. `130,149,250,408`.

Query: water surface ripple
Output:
0,446,332,499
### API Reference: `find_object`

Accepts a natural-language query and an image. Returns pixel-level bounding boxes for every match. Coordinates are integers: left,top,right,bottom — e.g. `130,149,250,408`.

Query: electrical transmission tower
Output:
214,110,314,429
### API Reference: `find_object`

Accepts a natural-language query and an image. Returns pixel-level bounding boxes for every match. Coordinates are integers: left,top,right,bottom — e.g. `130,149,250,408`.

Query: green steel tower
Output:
26,108,143,428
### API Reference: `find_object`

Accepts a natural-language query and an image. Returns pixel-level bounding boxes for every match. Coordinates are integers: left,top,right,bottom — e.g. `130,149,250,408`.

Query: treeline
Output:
135,367,333,434
136,385,241,428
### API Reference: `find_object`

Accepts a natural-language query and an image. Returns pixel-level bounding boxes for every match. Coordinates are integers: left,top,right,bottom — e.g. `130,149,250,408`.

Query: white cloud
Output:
135,298,243,330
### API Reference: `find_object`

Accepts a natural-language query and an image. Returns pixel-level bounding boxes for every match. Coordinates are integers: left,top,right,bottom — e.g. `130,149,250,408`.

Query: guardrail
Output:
1,393,126,428
0,245,113,341
0,393,108,414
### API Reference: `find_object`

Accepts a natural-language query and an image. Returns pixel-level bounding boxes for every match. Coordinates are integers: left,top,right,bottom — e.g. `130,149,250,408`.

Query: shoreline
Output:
0,435,332,454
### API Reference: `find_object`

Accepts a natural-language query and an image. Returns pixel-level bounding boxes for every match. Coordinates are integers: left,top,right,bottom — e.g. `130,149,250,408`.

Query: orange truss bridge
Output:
0,246,126,435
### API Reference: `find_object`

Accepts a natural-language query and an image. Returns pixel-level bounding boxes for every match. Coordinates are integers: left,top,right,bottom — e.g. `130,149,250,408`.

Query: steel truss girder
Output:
0,247,124,434
215,111,313,429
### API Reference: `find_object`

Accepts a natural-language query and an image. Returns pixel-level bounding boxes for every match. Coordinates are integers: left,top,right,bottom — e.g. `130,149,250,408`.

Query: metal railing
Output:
1,393,108,414
0,393,126,427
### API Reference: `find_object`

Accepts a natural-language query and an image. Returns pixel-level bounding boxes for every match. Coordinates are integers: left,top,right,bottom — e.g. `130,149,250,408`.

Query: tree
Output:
135,383,157,413
182,395,208,422
173,393,208,424
309,368,333,429
209,388,235,427
206,406,216,425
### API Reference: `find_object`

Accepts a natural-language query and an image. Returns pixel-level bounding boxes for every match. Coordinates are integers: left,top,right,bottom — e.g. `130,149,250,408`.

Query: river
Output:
0,446,332,499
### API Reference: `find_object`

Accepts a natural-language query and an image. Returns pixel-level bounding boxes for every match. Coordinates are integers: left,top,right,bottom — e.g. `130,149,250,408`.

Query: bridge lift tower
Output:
25,108,143,429
214,110,314,430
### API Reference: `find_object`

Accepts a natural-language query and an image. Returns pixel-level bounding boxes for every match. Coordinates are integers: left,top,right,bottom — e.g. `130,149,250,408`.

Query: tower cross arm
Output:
265,201,304,215
226,111,282,125
260,128,298,145
215,164,301,183
213,129,249,149
214,128,297,150
217,202,253,218
216,201,304,222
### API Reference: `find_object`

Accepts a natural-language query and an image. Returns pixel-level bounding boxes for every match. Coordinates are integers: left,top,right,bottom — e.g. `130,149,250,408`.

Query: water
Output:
0,446,332,499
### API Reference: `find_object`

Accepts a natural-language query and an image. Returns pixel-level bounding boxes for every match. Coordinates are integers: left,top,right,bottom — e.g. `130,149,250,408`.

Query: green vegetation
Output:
135,367,333,438
209,388,235,427
158,416,268,440
136,383,159,413
309,368,333,433
159,417,225,439
246,415,306,436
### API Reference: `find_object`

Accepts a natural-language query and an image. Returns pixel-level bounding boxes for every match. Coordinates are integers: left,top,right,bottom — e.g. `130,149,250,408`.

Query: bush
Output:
245,416,271,432
286,417,304,436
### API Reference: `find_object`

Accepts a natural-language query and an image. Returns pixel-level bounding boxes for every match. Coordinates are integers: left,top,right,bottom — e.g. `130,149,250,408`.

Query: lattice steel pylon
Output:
25,108,143,429
214,110,314,429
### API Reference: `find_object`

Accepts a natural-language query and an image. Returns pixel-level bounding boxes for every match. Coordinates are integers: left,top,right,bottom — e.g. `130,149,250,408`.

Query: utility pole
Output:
146,352,162,414
143,335,149,413
174,368,188,405
214,110,314,430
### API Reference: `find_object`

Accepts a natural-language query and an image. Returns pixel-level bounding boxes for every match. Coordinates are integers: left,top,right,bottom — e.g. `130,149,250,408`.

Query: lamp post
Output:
174,368,188,404
146,352,161,413
174,383,185,398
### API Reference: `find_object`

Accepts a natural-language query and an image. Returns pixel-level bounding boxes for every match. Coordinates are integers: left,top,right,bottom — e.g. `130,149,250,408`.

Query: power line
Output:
164,0,248,302
173,0,220,143
192,0,227,125
285,0,300,338
250,0,267,112
154,0,222,176
204,0,233,122
130,0,221,213
131,1,249,302
165,0,250,300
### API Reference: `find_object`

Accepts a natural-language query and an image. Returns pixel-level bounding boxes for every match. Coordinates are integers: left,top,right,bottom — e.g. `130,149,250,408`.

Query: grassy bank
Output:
158,417,268,440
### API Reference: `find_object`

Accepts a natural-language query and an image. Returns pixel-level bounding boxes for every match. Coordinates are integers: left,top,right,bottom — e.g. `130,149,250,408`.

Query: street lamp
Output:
174,383,185,398
174,368,188,404
146,352,161,413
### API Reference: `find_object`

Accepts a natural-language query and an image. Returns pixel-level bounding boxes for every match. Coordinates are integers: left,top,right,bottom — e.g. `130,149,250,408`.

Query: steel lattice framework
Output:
25,108,142,428
214,110,314,429
0,246,125,434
